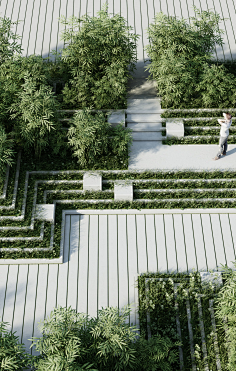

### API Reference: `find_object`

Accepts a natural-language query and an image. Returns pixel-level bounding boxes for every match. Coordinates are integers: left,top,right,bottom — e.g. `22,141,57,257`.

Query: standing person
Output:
213,112,232,160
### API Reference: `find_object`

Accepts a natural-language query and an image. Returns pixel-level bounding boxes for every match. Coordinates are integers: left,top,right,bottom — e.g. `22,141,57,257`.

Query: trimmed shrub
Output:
215,264,236,371
133,333,179,371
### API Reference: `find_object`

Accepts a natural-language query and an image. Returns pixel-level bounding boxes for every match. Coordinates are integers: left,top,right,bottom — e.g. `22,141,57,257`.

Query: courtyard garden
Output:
1,3,236,371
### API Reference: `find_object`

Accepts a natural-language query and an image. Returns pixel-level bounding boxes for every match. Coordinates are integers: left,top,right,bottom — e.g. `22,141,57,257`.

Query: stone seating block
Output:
114,181,133,201
107,110,125,127
83,173,102,191
35,204,55,222
166,119,184,138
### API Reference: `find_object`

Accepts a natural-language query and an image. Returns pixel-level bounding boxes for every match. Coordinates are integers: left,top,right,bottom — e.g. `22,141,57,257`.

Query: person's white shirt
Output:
218,113,232,137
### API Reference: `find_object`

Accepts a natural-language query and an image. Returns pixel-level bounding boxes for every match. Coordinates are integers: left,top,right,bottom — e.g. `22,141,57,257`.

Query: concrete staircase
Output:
127,98,165,141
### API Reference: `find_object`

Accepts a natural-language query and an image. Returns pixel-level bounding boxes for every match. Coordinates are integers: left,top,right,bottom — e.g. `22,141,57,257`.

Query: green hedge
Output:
138,272,228,370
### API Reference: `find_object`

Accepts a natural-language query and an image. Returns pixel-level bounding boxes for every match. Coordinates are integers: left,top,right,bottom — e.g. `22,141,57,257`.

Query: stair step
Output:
127,98,162,113
132,132,164,141
127,113,162,122
128,122,163,131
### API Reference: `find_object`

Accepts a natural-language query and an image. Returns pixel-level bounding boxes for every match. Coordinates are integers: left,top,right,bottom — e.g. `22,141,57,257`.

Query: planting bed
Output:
161,109,236,145
138,272,227,371
2,150,236,259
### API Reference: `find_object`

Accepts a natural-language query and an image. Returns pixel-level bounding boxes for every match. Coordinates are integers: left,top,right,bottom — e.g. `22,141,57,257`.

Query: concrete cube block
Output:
114,181,133,201
35,204,55,222
166,119,184,138
83,172,102,191
107,110,125,127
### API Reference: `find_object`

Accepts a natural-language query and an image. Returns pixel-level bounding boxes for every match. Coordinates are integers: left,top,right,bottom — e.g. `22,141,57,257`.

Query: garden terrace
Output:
1,150,236,262
161,109,236,145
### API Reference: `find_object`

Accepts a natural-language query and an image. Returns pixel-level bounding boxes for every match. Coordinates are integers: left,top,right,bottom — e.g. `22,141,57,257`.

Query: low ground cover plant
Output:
161,110,235,119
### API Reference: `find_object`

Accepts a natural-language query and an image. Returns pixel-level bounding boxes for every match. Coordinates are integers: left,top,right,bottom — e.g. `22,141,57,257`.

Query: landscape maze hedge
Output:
1,151,236,259
138,272,228,371
161,109,236,145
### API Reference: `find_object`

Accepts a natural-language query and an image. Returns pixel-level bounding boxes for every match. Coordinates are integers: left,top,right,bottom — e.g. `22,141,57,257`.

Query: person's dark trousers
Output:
217,136,228,158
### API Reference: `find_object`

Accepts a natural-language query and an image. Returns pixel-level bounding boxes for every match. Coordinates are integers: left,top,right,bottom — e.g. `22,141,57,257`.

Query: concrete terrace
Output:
1,209,236,355
1,0,236,361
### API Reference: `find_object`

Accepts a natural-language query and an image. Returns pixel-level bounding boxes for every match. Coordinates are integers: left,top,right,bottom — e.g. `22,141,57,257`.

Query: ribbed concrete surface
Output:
1,210,236,356
1,0,235,78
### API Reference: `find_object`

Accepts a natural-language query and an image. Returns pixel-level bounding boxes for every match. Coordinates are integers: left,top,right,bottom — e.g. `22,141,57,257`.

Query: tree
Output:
0,124,15,175
196,63,236,108
67,109,110,168
10,74,61,158
0,16,22,64
0,55,58,132
145,6,226,108
60,3,139,109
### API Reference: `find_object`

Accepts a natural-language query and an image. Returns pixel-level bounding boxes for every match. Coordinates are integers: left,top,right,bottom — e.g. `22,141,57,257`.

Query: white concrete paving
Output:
1,209,236,355
129,142,236,170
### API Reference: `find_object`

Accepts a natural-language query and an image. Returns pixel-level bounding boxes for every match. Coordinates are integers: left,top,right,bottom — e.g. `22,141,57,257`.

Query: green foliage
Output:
161,110,234,119
30,304,179,371
10,74,62,158
31,306,97,371
30,305,137,371
60,3,139,109
109,123,132,164
88,306,137,371
163,135,236,145
134,333,179,371
215,264,236,371
0,322,31,371
0,124,15,175
0,17,22,64
196,63,236,108
0,55,59,131
138,272,227,370
67,109,110,167
145,7,231,109
67,109,132,168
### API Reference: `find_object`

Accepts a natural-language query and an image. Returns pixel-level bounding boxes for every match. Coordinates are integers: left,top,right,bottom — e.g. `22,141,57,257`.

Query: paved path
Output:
129,142,236,170
1,209,236,355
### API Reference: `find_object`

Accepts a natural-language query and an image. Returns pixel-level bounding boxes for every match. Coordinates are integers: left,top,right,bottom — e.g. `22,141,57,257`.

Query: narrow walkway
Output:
129,142,236,170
